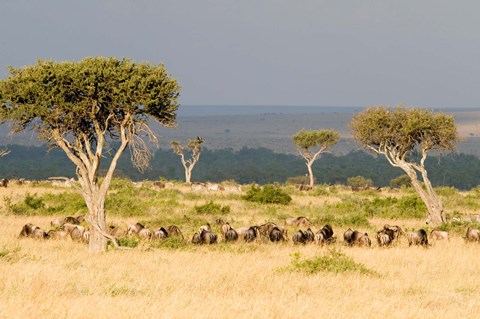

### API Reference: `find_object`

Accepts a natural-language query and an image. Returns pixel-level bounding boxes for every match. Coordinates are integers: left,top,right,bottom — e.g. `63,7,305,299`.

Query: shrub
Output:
242,185,292,205
286,175,310,185
282,249,379,276
117,237,140,248
194,201,231,215
347,176,373,191
389,175,412,188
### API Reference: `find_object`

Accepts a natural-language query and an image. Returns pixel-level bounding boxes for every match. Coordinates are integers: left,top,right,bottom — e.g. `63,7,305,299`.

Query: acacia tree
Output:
292,129,340,187
0,57,180,252
171,137,203,184
350,106,458,225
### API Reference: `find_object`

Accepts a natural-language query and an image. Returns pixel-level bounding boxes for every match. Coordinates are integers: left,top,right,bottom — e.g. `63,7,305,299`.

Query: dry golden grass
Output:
2,184,480,318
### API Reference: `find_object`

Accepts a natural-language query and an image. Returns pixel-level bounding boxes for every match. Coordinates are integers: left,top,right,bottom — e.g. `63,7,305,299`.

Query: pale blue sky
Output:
1,0,479,107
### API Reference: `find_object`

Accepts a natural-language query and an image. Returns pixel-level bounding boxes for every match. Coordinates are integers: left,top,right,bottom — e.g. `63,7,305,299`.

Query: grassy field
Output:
1,181,480,318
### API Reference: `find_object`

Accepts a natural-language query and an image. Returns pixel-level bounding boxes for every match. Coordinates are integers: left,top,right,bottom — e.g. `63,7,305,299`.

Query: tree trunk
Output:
185,168,192,184
400,164,444,225
306,162,314,187
87,197,108,253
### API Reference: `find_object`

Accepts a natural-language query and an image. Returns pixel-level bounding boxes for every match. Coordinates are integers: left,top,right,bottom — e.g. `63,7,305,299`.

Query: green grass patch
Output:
242,185,292,205
194,201,231,215
281,249,379,276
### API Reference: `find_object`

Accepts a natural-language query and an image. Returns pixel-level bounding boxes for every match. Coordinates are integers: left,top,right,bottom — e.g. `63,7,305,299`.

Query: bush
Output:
194,201,231,215
389,175,412,188
242,185,292,205
347,176,373,191
286,175,310,185
282,249,379,276
8,193,45,215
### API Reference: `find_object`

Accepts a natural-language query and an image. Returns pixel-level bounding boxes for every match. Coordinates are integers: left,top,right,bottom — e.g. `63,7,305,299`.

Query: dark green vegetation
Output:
2,145,480,190
242,185,292,205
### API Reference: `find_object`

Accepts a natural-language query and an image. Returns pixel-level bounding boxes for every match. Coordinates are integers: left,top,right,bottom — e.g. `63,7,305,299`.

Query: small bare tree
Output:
0,57,180,252
351,106,459,225
171,137,204,184
0,149,10,157
292,129,340,187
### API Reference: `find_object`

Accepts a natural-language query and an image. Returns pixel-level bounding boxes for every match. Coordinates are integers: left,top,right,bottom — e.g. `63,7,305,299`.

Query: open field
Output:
1,181,480,318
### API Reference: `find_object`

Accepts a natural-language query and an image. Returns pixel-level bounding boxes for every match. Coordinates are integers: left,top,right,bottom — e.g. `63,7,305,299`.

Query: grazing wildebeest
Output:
221,223,232,236
138,228,152,240
19,223,39,238
191,233,202,244
70,226,85,241
269,227,285,242
357,233,372,247
206,183,224,191
343,228,355,245
314,224,335,244
223,184,242,193
465,227,480,242
292,230,307,245
154,227,169,239
166,225,183,239
243,226,259,243
127,223,146,236
191,182,207,191
199,223,211,233
345,228,371,247
430,230,449,242
0,178,8,187
304,228,315,243
297,184,312,191
64,216,81,225
32,228,48,239
200,229,217,244
108,225,126,237
407,229,429,246
224,228,239,242
258,222,278,239
285,216,312,228
47,229,69,240
382,224,403,240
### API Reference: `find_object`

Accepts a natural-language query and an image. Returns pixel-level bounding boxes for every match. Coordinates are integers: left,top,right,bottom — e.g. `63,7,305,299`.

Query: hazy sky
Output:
1,1,479,107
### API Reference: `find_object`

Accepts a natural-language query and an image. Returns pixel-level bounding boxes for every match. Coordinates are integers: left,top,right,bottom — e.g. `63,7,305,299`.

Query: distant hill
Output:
1,106,480,155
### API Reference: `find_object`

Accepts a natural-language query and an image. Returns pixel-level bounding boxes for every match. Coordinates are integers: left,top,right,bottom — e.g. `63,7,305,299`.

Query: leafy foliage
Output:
194,201,231,215
347,176,374,190
283,249,379,276
390,175,412,188
292,129,340,150
242,185,292,205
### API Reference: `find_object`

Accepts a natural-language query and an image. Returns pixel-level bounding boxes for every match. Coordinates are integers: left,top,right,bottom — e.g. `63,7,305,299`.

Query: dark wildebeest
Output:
127,223,146,236
343,228,355,245
465,227,480,242
224,228,239,242
304,228,315,243
47,229,69,240
285,216,312,228
64,216,81,225
200,229,217,244
376,228,394,247
154,227,169,240
191,232,202,244
32,228,49,239
314,224,334,244
357,233,372,247
166,225,183,239
199,223,211,233
345,228,371,247
221,223,232,237
258,222,278,239
70,226,85,241
19,223,39,238
292,230,307,245
243,226,259,243
382,224,403,240
108,225,126,237
0,178,8,188
269,227,285,242
407,229,429,246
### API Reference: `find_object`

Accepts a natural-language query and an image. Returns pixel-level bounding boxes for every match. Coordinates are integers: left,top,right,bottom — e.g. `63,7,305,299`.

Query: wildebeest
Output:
191,232,202,244
206,183,224,191
166,225,184,239
200,229,218,244
19,223,39,238
70,226,85,241
258,222,278,239
0,178,8,187
154,227,169,239
191,182,207,191
430,230,449,242
221,223,232,236
292,230,307,245
382,224,404,240
47,229,70,240
269,227,285,242
64,216,82,225
297,184,312,191
199,223,211,233
304,228,315,243
285,216,312,228
243,226,259,243
465,227,480,242
357,233,372,247
345,228,371,247
32,227,48,239
224,228,239,242
314,224,335,244
407,229,429,246
127,223,146,236
138,228,152,240
108,225,126,237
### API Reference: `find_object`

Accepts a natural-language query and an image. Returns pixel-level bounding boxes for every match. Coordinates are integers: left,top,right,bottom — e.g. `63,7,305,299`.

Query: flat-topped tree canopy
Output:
0,57,180,143
351,106,458,159
0,57,181,252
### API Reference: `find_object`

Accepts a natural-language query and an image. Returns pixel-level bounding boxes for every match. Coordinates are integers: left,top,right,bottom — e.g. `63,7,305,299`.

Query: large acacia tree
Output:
292,129,340,187
0,57,180,252
171,136,203,184
351,106,458,225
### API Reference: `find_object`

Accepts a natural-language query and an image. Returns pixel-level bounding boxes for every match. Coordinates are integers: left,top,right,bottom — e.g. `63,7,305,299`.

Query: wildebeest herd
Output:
17,215,480,248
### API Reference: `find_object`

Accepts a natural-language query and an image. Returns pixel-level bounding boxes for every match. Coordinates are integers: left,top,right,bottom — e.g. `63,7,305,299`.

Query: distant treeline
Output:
1,144,480,190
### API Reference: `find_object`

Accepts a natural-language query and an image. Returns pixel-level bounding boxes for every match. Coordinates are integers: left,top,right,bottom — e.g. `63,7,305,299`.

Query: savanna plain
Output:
1,180,480,319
